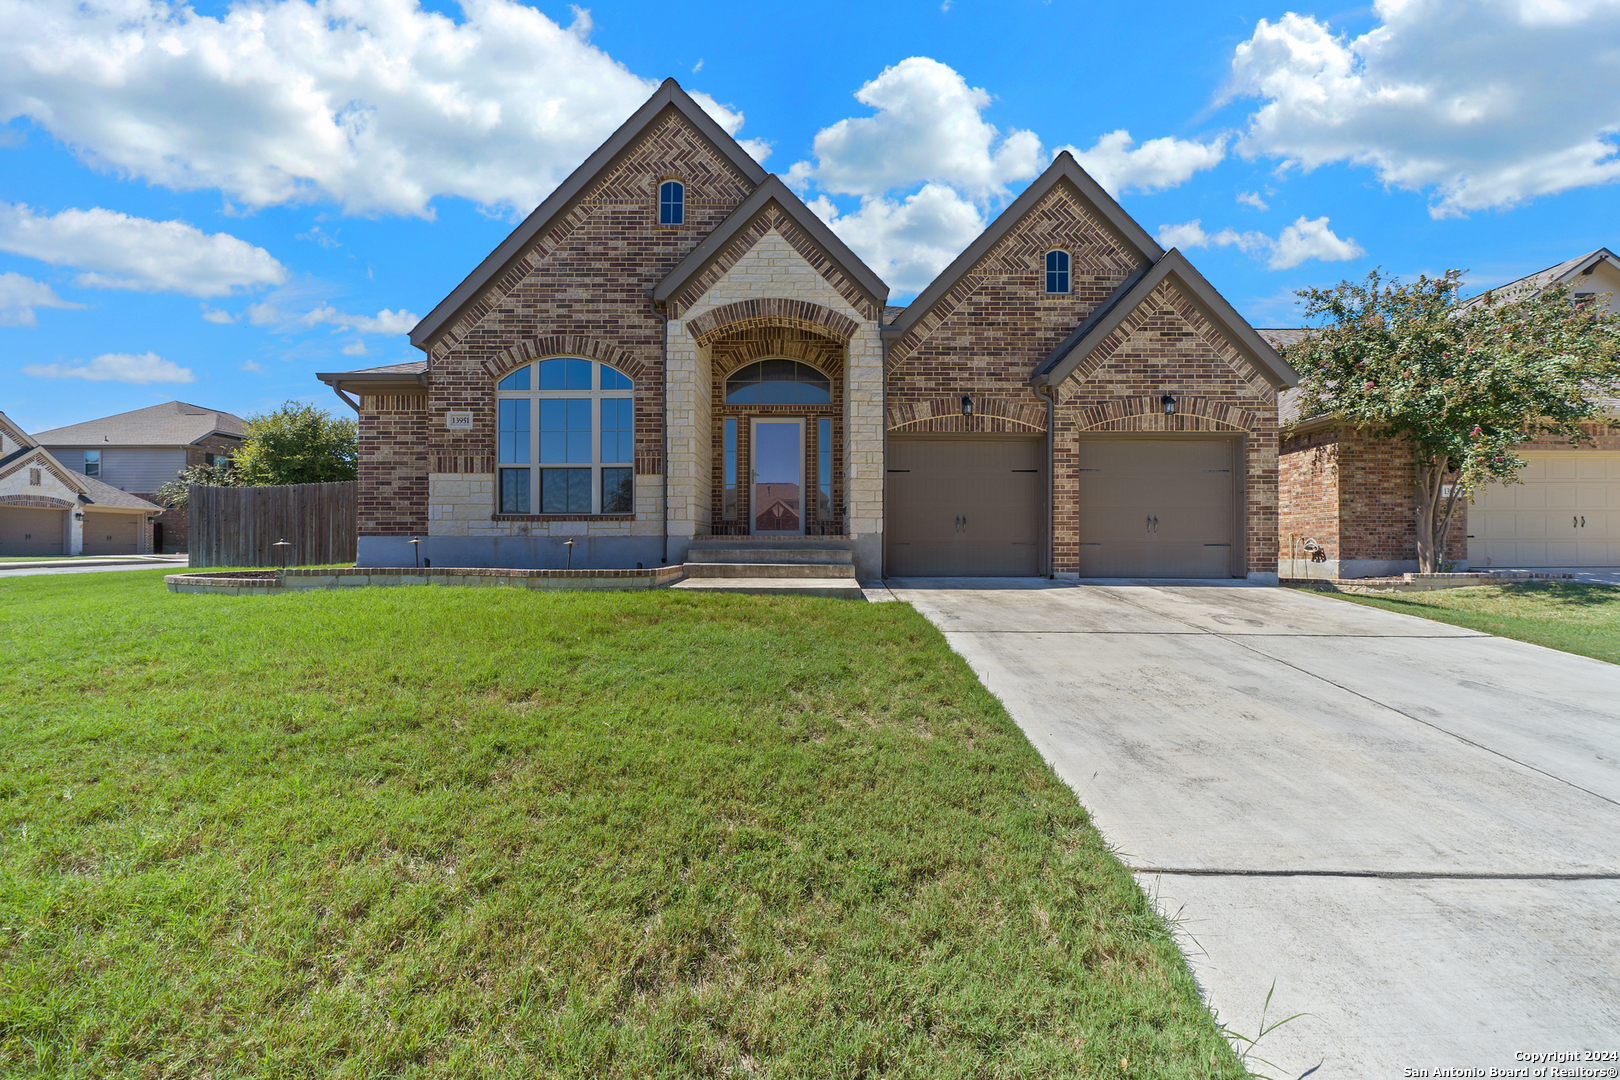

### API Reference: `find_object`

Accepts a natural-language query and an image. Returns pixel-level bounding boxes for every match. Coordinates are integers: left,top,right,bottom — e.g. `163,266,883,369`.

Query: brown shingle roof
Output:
32,400,246,448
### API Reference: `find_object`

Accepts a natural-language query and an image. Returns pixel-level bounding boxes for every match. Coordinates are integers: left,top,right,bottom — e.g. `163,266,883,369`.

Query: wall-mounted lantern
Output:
1161,394,1178,416
73,511,83,521
961,395,973,417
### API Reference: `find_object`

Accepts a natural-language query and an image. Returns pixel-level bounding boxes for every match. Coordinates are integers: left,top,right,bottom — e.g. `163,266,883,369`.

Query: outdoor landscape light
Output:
1162,394,1178,416
272,538,292,570
408,536,422,568
961,395,973,416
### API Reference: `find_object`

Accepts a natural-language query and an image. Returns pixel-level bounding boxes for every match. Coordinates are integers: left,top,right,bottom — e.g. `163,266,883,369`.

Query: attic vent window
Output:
1045,250,1070,295
29,468,41,486
659,180,685,225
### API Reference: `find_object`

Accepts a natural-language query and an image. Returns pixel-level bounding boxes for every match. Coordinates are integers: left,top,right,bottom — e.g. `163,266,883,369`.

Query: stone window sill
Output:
491,513,636,522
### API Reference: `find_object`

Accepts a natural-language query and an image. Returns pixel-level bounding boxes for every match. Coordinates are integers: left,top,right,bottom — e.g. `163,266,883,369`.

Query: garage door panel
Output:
1470,452,1620,567
0,508,67,556
83,514,141,556
887,438,1041,576
1076,438,1237,579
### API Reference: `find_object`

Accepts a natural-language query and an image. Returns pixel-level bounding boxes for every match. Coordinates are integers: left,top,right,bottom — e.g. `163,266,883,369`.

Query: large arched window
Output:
724,359,831,405
659,180,684,225
496,358,634,515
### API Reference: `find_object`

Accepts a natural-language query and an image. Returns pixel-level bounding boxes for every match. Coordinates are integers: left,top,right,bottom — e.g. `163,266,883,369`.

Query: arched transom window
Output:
724,359,832,405
496,358,634,515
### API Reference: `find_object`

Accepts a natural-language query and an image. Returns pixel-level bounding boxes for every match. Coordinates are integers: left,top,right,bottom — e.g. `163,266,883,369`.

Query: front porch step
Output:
682,561,856,579
685,546,854,566
669,577,866,599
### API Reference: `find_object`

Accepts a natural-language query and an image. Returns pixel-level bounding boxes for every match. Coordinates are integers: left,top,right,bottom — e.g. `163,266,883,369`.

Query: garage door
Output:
83,514,142,556
1469,452,1620,567
1076,437,1237,578
0,508,67,556
886,437,1042,576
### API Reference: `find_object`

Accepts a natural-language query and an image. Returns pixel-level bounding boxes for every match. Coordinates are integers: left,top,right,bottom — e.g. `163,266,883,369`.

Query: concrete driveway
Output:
884,578,1620,1079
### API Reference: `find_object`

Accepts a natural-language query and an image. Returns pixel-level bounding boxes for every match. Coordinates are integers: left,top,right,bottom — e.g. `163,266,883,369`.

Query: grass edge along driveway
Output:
0,570,1251,1079
1295,580,1620,666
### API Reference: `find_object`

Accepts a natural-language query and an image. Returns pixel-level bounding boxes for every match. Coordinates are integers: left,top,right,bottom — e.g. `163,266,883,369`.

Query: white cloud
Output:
248,299,417,335
1226,0,1620,216
22,351,196,383
787,57,1044,197
1055,131,1227,197
1156,214,1362,270
1237,190,1269,210
201,305,236,324
808,184,987,296
0,0,753,217
0,270,82,326
239,358,262,371
1268,215,1365,269
0,204,287,297
341,340,367,355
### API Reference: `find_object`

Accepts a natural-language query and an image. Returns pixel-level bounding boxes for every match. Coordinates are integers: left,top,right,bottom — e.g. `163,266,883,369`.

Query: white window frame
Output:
83,449,101,477
495,359,635,515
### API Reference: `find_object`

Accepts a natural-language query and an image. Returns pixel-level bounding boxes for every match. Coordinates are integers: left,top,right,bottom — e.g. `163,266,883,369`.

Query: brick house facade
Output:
322,80,1296,580
1270,249,1620,577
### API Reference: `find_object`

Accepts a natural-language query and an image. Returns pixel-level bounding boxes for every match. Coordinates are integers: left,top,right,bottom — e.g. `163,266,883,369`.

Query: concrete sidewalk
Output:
0,555,189,576
888,578,1620,1078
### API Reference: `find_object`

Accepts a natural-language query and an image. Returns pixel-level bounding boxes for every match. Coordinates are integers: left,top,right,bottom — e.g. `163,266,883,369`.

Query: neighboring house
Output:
31,400,246,553
318,79,1295,580
0,411,162,557
1270,249,1620,577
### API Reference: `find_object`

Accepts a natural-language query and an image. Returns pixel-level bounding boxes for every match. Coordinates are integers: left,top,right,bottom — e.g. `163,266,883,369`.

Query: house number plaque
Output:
445,412,473,430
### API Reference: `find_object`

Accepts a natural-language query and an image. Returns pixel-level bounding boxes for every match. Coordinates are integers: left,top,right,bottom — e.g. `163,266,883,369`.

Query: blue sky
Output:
3,0,1618,432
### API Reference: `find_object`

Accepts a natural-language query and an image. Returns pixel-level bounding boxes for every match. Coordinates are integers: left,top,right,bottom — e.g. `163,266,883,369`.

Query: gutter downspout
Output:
1037,382,1056,578
329,385,361,413
654,298,670,566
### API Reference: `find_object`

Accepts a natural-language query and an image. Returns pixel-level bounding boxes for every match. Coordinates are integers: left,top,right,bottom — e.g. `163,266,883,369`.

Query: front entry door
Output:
751,418,804,535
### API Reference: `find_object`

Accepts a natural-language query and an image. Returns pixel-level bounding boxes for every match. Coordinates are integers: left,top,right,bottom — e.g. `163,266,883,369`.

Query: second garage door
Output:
1076,437,1237,578
886,436,1042,576
1469,451,1620,567
82,513,142,556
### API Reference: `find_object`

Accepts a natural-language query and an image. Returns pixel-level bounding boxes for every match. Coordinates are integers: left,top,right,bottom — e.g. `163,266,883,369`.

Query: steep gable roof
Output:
0,410,35,454
1458,247,1620,312
410,78,771,351
1032,248,1297,391
651,175,888,312
31,401,246,448
886,151,1165,338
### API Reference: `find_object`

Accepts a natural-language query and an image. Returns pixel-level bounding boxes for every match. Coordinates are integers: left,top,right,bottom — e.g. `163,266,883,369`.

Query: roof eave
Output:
889,153,1166,340
409,79,771,352
650,176,888,309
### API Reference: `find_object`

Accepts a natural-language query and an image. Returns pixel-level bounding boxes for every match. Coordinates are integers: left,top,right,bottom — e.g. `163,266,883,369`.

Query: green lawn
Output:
1304,580,1620,665
0,571,1245,1079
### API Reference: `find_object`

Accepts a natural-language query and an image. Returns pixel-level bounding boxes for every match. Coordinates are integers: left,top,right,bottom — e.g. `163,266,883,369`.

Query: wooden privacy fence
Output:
188,482,357,568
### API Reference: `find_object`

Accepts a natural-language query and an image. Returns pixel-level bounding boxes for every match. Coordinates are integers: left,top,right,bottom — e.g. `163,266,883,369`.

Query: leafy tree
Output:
233,401,358,486
1286,269,1620,573
154,460,239,511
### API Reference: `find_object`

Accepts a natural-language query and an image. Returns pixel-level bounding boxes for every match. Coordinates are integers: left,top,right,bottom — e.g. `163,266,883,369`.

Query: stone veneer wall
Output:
1052,279,1280,578
665,222,884,574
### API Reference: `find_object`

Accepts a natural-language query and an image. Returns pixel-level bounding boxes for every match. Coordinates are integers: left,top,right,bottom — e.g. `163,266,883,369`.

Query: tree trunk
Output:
1414,457,1460,574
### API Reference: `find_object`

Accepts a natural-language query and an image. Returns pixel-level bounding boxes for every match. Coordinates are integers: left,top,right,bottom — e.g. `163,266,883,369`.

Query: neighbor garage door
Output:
886,436,1042,576
0,507,67,556
1076,437,1237,578
82,513,142,556
1469,451,1620,567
